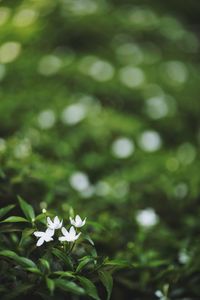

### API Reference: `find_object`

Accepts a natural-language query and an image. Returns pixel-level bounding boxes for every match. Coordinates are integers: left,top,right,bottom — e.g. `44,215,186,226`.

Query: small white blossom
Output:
47,216,63,230
136,208,158,227
70,215,86,228
34,228,54,247
59,226,81,242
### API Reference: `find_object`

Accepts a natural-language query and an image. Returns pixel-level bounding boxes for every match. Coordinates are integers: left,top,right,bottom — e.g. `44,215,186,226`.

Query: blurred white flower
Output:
59,226,81,242
178,250,190,264
37,109,56,129
70,215,86,228
155,290,166,299
33,228,54,247
136,208,159,227
138,130,162,152
112,137,135,158
69,171,90,192
47,216,63,230
61,103,87,125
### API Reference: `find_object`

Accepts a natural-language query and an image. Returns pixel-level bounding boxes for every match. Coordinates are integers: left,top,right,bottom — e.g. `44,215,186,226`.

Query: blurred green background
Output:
0,0,200,298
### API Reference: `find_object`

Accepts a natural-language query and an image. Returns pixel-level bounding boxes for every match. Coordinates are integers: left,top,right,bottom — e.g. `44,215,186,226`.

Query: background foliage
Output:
0,0,200,299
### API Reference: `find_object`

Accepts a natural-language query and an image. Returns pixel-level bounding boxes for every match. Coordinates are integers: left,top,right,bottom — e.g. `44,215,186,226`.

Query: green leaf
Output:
53,271,75,278
55,279,85,295
26,267,42,275
105,259,130,268
0,226,23,233
1,216,29,223
16,257,37,268
19,228,35,247
77,276,100,300
0,204,15,219
76,256,93,273
52,248,73,270
46,277,55,295
99,271,113,300
39,258,50,272
83,234,95,246
0,250,37,268
35,213,46,222
18,196,35,222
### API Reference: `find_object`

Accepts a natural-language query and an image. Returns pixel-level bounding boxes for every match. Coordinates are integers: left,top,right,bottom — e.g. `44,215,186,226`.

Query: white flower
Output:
47,216,63,230
34,228,54,247
59,226,81,242
136,208,159,227
69,215,86,228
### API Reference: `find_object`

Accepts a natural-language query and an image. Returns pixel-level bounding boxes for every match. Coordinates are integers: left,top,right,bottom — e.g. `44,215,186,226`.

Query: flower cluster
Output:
33,215,86,247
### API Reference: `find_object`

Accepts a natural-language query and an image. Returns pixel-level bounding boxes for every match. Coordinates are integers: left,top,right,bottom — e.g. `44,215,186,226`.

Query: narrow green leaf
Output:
26,267,42,275
55,279,85,295
76,256,93,273
16,256,37,268
18,196,35,221
83,234,95,246
0,250,37,268
77,276,100,300
19,228,35,247
53,271,75,278
46,277,55,295
105,259,130,268
99,271,113,300
52,248,73,270
39,258,50,272
1,216,29,223
0,204,15,219
0,226,22,233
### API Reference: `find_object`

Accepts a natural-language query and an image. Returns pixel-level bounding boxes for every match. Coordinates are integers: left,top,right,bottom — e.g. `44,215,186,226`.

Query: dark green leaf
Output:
55,279,85,295
0,204,15,219
52,248,73,270
53,271,75,278
18,196,35,221
83,234,95,246
0,250,37,268
46,277,55,295
1,216,29,223
19,228,35,247
77,276,100,300
76,256,93,273
99,271,113,300
26,267,42,275
39,258,50,272
105,259,130,268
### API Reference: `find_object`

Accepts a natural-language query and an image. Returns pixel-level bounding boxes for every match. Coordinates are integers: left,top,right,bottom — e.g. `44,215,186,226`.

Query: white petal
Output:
36,237,44,246
59,236,67,242
34,231,44,237
75,232,81,240
75,215,81,224
44,236,53,242
82,218,87,226
47,217,53,226
46,228,54,237
58,220,63,228
69,226,76,237
61,226,69,236
54,216,59,225
69,217,75,226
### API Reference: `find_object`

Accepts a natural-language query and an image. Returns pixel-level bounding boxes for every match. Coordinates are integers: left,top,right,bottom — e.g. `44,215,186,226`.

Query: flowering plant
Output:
0,197,117,300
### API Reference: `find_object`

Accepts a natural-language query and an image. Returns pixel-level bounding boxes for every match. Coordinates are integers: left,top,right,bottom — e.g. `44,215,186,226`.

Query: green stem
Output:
67,242,75,254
